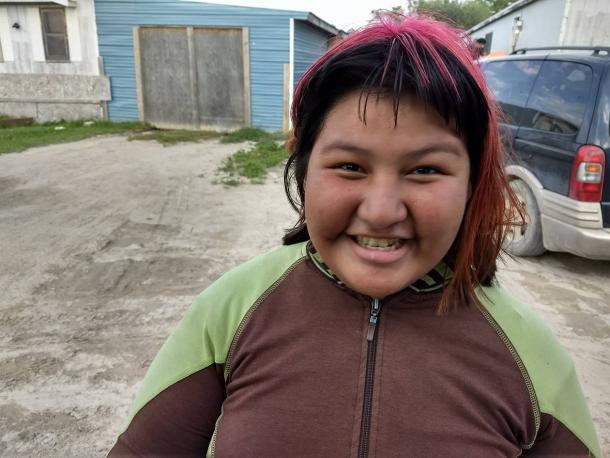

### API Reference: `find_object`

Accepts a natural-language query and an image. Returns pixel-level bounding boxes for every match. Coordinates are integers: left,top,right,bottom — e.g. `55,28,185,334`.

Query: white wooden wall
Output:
0,0,100,75
561,0,610,46
471,0,566,53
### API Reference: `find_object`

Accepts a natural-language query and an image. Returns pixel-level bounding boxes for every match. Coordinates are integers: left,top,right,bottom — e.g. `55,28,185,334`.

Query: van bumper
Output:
540,190,610,260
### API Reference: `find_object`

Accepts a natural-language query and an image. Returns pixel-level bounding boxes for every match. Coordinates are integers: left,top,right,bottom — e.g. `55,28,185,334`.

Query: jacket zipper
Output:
358,298,382,458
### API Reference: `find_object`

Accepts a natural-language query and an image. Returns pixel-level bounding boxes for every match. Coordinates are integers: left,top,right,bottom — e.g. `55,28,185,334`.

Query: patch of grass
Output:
217,140,288,185
220,127,287,144
0,120,145,154
128,128,223,145
270,131,288,141
0,113,10,121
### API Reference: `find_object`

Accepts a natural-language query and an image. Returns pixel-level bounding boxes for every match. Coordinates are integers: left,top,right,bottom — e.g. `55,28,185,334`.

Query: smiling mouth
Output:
353,236,405,250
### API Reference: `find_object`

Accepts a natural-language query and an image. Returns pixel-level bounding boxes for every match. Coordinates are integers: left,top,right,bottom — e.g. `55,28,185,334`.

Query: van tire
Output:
504,179,546,257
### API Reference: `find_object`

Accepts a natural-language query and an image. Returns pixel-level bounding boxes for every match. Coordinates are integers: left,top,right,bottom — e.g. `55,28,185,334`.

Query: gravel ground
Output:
0,135,608,456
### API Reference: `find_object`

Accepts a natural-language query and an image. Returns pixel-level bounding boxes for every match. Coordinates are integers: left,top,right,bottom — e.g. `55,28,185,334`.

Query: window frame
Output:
39,6,70,63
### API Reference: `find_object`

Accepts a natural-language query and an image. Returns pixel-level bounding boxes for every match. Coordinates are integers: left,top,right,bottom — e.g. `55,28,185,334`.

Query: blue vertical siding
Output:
293,20,331,88
94,0,312,130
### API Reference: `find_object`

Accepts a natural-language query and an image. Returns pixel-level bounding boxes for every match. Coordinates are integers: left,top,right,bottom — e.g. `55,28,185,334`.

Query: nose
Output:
357,178,408,229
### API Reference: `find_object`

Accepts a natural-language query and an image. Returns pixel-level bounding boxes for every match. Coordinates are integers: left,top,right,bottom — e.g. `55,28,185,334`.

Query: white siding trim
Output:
0,6,14,61
89,0,102,71
27,7,45,62
289,17,294,129
0,0,76,5
65,6,81,61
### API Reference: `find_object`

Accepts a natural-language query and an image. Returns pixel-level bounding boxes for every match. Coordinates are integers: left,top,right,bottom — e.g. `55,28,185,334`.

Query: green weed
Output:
128,128,223,145
220,127,287,144
0,120,145,154
217,140,288,185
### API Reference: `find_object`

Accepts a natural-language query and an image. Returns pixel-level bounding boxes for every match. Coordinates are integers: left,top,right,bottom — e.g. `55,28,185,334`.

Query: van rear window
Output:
483,60,541,125
521,61,593,135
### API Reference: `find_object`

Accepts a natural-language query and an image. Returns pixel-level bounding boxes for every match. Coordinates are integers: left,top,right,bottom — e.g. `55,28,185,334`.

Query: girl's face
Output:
304,92,471,299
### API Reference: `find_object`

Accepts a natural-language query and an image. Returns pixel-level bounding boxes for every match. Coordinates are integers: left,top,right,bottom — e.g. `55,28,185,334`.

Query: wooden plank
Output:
187,27,200,129
139,26,188,33
283,63,290,132
140,27,191,128
133,27,145,123
140,25,239,33
27,7,45,62
0,7,14,62
242,27,251,127
1,98,107,104
194,28,245,129
98,56,109,120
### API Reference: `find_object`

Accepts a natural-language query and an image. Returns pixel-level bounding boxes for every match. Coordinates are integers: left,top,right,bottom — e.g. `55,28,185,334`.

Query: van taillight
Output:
569,145,605,202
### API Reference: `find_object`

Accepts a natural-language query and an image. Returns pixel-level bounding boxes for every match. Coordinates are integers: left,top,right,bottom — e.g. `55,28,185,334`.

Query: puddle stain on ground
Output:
31,220,221,301
0,176,22,192
0,178,73,211
33,255,216,300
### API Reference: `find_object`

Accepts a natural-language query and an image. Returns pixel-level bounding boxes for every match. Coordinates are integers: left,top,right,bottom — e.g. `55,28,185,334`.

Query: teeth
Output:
356,236,403,250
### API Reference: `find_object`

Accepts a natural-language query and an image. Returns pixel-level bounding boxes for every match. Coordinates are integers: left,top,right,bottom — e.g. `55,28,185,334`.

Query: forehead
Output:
314,92,465,155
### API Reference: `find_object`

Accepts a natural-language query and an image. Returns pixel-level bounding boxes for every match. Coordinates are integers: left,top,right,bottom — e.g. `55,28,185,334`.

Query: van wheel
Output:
504,179,546,257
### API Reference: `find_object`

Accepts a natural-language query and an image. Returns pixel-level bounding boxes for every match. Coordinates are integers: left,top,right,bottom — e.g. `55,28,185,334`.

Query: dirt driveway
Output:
0,136,608,456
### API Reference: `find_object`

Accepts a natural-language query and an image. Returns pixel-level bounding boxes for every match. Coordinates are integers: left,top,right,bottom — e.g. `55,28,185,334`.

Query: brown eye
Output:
340,163,363,173
413,167,439,175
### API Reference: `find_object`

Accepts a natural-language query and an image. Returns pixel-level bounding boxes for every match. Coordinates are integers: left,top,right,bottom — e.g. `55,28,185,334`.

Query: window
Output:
483,59,541,125
484,32,493,53
520,61,593,135
40,7,70,62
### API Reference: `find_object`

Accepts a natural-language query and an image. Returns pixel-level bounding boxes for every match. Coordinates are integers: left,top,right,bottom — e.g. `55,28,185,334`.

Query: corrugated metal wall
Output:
293,19,330,88
94,0,310,130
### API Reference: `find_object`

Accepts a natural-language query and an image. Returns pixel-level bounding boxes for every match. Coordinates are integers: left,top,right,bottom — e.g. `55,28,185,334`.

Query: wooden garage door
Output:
135,26,250,130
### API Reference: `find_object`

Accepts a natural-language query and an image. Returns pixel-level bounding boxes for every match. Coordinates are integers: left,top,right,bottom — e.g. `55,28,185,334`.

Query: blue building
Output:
94,0,340,131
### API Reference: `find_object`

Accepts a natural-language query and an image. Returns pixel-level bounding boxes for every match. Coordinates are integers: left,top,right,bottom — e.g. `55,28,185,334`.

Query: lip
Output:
348,235,411,264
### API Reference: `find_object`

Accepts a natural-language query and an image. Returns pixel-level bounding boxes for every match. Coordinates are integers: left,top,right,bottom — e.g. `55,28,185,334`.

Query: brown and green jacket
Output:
109,241,600,457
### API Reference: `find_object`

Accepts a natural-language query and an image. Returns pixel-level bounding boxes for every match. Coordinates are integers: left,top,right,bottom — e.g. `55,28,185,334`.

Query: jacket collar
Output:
306,241,452,295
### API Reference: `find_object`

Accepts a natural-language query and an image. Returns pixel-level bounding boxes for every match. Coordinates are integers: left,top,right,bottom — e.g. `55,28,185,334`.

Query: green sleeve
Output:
122,242,308,431
478,285,600,458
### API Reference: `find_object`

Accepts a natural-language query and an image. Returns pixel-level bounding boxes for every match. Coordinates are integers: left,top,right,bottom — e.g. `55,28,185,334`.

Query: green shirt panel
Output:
123,242,308,431
479,285,600,457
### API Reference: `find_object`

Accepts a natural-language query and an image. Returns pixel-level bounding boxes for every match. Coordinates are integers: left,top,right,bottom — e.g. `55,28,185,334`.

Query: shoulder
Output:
178,241,309,362
194,241,309,319
476,285,600,457
124,243,308,428
180,242,308,349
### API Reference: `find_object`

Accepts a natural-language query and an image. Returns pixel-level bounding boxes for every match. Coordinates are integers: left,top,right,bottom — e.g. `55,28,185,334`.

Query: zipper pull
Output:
366,298,381,342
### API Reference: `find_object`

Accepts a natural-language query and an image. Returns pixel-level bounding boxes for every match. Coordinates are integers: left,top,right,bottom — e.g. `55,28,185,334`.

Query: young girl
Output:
109,15,600,457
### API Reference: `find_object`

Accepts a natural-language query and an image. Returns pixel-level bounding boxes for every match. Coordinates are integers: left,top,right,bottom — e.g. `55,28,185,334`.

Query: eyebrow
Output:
319,140,465,158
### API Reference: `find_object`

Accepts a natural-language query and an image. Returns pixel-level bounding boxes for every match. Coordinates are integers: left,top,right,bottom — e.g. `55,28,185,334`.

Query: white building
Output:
469,0,610,55
0,0,110,121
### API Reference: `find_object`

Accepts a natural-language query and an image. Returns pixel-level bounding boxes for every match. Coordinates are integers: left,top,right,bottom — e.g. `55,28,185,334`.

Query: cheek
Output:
304,174,359,235
413,182,469,235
